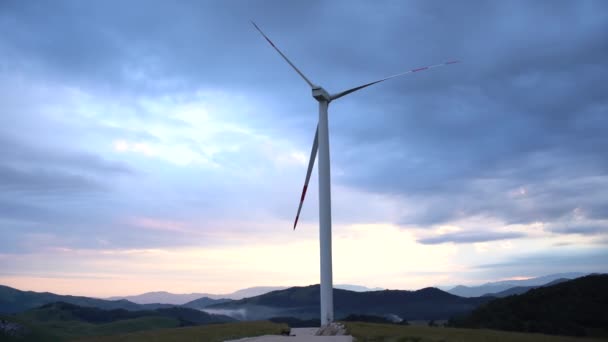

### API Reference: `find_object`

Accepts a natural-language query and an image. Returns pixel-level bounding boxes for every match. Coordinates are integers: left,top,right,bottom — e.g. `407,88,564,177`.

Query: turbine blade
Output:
294,126,319,230
251,21,315,88
330,60,460,101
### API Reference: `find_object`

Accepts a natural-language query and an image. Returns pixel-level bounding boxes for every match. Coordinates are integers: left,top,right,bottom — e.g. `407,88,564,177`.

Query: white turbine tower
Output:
252,22,458,326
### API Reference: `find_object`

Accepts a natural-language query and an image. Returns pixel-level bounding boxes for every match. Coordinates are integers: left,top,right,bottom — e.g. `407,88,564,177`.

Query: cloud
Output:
418,231,526,245
0,163,106,195
0,135,130,170
545,217,608,236
0,224,460,295
0,0,607,293
476,249,608,270
325,1,608,230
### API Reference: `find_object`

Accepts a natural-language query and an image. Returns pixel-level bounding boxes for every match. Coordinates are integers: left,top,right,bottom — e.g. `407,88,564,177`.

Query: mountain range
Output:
445,272,587,297
92,274,588,305
481,278,570,298
0,285,173,314
24,301,235,325
2,275,605,340
0,273,589,319
106,286,287,304
0,301,236,341
203,285,492,321
1,283,487,320
106,284,383,305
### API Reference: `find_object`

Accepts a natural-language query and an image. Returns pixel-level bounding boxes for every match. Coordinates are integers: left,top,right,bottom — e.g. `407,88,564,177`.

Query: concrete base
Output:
316,323,347,336
225,336,352,342
225,324,352,341
291,327,321,336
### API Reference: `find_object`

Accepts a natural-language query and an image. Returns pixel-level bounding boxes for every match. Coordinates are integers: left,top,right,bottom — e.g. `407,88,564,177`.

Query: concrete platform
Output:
225,325,353,342
290,327,320,336
225,336,352,342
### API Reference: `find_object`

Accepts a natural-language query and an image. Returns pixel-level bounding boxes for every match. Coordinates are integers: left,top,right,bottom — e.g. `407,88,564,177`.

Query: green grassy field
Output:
1,315,179,341
76,321,288,342
4,318,606,342
44,316,179,339
343,322,608,342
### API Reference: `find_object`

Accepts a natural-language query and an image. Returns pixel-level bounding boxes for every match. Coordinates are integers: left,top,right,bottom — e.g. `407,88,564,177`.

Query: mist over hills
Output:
0,274,586,316
181,297,233,310
446,272,587,297
0,301,236,341
24,301,235,325
0,283,487,321
205,285,491,321
2,274,606,340
0,273,595,322
2,276,605,340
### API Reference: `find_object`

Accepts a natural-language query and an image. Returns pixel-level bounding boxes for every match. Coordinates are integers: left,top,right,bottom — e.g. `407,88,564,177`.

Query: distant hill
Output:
0,301,235,340
227,286,289,299
335,284,384,292
447,272,587,297
481,278,570,298
23,302,234,325
107,286,288,304
449,274,608,337
107,291,218,305
182,297,232,310
206,285,491,321
0,283,385,315
108,285,380,304
0,285,172,314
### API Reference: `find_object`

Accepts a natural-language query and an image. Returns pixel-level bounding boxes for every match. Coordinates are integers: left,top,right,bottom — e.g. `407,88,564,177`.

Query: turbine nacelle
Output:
312,87,331,102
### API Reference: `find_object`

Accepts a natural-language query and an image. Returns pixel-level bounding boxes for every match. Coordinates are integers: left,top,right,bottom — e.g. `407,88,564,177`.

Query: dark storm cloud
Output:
0,0,322,93
327,1,608,229
0,135,132,195
417,231,526,245
1,0,607,241
397,172,608,227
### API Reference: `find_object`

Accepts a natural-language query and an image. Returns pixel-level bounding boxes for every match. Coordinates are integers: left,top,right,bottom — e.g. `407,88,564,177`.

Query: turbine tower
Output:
252,22,458,326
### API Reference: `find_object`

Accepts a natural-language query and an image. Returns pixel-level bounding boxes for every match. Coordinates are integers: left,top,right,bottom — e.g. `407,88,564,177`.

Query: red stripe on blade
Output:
412,67,429,72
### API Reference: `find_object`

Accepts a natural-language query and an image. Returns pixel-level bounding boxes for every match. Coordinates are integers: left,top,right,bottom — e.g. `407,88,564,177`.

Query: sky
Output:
0,0,607,297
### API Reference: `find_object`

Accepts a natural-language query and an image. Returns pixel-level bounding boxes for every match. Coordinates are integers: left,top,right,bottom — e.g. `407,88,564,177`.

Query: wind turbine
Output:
252,21,458,326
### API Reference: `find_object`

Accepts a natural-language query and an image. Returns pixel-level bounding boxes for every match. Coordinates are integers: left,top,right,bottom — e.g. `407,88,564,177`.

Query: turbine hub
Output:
312,87,331,102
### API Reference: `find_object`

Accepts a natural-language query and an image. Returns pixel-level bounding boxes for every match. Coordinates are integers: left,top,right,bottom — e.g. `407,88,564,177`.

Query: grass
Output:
44,316,179,339
343,322,608,342
1,314,179,341
76,321,288,342
5,316,604,342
